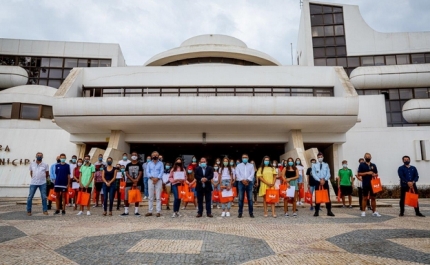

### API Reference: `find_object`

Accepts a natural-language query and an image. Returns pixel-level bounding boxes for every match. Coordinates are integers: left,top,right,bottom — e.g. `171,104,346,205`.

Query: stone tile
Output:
128,239,203,254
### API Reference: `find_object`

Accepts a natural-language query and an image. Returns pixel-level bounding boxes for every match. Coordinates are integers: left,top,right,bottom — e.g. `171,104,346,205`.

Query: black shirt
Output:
125,163,143,183
306,167,317,187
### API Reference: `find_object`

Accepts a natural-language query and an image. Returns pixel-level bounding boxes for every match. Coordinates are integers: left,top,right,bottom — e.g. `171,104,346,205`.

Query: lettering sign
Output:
0,145,30,166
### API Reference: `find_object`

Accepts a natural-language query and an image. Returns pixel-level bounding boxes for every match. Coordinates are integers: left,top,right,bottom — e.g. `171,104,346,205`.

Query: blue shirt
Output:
49,163,58,181
397,165,419,187
145,161,164,179
54,163,70,189
312,162,330,181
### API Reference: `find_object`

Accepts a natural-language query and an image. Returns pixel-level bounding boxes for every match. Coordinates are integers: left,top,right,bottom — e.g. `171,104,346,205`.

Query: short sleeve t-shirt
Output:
29,162,49,185
220,167,232,180
80,163,95,187
54,163,71,188
358,162,378,187
338,168,353,186
306,167,317,187
125,163,143,184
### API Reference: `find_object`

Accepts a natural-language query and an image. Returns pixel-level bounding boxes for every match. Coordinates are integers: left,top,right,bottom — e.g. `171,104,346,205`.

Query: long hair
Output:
285,157,297,171
172,157,184,171
259,156,272,174
220,157,232,175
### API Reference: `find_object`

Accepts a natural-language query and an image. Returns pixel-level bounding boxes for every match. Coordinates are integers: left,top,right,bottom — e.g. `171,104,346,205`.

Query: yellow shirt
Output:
257,166,277,197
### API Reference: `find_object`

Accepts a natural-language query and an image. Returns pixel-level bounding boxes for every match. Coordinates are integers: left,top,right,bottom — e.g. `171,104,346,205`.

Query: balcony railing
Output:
82,86,334,97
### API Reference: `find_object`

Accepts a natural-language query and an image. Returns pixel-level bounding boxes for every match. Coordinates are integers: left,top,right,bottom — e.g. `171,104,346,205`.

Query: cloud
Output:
0,0,429,66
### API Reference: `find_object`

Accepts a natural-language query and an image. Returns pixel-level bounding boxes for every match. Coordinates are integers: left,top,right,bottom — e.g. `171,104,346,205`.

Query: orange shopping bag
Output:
76,190,82,205
299,184,305,199
305,188,312,204
337,188,342,202
315,185,330,204
220,189,234,204
232,187,237,197
47,189,57,201
67,188,75,198
405,188,418,208
212,190,220,203
371,176,382,193
183,190,195,203
128,187,142,203
80,191,91,206
161,191,169,205
265,188,279,204
279,183,288,198
178,185,187,200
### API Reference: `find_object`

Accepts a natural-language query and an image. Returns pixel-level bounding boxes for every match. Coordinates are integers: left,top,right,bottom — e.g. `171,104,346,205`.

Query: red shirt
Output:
73,166,81,182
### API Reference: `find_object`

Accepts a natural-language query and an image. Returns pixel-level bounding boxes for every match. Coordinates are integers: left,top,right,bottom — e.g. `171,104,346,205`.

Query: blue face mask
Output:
192,159,196,162
230,162,234,166
98,157,103,161
147,159,151,162
166,166,171,170
120,168,125,172
296,161,300,165
60,158,66,163
242,158,248,163
236,162,240,165
36,157,43,161
188,170,193,174
288,161,294,166
264,161,270,166
100,167,104,171
123,156,128,161
214,167,219,170
72,158,77,163
200,163,207,168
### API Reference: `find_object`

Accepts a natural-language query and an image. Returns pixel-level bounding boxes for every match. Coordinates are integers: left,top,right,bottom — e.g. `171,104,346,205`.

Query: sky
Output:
1,0,429,66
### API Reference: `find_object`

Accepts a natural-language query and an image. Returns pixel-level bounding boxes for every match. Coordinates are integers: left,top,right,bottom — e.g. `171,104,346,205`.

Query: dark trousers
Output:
400,184,420,214
197,190,212,215
238,181,254,215
315,182,331,213
357,187,371,209
103,182,116,212
115,180,121,210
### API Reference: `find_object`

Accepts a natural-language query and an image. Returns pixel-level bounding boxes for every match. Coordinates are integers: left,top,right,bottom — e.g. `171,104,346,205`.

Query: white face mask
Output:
342,164,348,168
131,156,137,160
273,163,277,167
318,158,323,163
77,163,82,166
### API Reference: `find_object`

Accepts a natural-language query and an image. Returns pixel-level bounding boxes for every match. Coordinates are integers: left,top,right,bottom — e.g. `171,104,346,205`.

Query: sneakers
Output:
372,212,381,217
217,205,221,209
86,211,91,216
221,212,226,217
342,205,346,208
284,213,289,217
349,205,353,208
43,212,49,215
143,196,148,200
54,210,60,215
293,212,297,217
135,213,141,217
226,212,230,217
361,211,366,217
310,206,314,211
120,213,129,217
76,211,83,216
62,210,66,215
181,207,186,210
171,212,180,218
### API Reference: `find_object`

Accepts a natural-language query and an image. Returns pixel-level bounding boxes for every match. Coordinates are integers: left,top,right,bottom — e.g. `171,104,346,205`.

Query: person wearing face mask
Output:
358,153,381,217
121,151,143,217
163,162,172,211
115,164,126,210
398,155,425,217
219,157,233,217
215,158,221,166
211,163,221,209
195,157,214,218
231,159,238,204
295,158,305,206
78,155,95,216
306,158,317,211
183,165,197,210
145,151,164,217
142,155,151,200
72,158,83,211
48,155,60,210
251,160,259,206
93,164,105,208
258,156,277,218
68,155,78,207
354,158,367,211
102,157,118,216
27,152,49,216
337,160,353,208
189,156,198,171
168,158,186,217
312,152,335,217
235,154,255,218
282,157,299,217
54,153,71,215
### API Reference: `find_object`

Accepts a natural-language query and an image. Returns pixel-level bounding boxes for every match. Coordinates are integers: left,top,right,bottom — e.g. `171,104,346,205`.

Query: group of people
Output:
26,151,425,218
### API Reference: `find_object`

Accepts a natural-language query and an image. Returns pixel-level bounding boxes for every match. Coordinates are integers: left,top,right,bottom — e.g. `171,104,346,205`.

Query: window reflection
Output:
20,104,40,120
0,104,12,119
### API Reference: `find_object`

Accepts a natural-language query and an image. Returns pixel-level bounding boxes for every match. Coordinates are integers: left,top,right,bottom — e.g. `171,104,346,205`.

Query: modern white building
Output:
0,0,429,197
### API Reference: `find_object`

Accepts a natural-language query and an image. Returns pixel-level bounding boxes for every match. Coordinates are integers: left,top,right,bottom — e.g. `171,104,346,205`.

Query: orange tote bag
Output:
315,185,329,204
405,188,418,208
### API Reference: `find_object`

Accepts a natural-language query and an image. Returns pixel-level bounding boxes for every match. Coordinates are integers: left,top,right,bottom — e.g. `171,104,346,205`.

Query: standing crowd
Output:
27,151,425,218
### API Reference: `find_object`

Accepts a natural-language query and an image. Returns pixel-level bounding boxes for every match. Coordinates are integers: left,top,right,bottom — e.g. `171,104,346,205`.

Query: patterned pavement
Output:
0,199,429,265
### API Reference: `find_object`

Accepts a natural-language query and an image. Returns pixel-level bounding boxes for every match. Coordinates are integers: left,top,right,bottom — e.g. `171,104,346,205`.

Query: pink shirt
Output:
169,167,186,185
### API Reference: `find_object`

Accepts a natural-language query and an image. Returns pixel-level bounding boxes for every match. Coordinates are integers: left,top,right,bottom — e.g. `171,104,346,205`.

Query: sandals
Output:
103,212,107,216
272,214,277,218
108,212,112,216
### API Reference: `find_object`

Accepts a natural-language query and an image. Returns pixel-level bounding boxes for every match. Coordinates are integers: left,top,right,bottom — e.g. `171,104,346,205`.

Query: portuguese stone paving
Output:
0,199,429,264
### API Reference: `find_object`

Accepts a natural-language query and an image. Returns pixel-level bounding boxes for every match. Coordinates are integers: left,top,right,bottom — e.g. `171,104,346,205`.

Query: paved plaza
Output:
0,198,429,265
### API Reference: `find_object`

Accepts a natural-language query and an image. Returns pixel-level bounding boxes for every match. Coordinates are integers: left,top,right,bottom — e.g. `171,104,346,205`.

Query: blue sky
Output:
1,0,429,65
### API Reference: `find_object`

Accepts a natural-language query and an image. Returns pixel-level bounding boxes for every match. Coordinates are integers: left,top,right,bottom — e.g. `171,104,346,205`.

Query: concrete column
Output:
280,130,309,185
89,147,106,164
104,130,130,164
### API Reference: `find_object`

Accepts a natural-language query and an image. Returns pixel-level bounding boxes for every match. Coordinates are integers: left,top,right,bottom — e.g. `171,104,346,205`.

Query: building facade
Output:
0,0,429,197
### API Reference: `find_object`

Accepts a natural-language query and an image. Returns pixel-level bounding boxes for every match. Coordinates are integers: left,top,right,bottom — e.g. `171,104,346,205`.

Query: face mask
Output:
123,156,128,161
176,162,182,165
236,162,240,165
188,170,193,174
342,164,348,168
100,168,104,171
311,161,316,164
77,162,82,166
131,156,138,160
365,158,371,162
120,168,125,172
242,158,248,163
152,156,158,160
404,161,410,165
264,161,270,166
230,162,234,166
296,161,300,165
85,159,90,164
192,159,196,162
214,167,219,170
107,161,112,165
318,158,323,163
159,157,163,161
98,157,103,161
165,166,170,170
200,163,207,168
272,163,277,167
57,159,61,163
60,158,66,163
223,162,228,166
72,158,77,163
36,157,42,161
288,161,294,166
216,161,220,165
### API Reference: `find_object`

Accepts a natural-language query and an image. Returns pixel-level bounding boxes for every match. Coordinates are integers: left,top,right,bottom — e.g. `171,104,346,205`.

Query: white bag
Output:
287,186,296,198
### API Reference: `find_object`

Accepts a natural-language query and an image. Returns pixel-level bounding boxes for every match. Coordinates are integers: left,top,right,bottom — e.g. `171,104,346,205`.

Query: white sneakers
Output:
372,212,381,217
226,212,230,217
76,211,83,216
87,211,91,216
143,196,148,200
221,212,230,217
361,211,366,217
221,212,226,217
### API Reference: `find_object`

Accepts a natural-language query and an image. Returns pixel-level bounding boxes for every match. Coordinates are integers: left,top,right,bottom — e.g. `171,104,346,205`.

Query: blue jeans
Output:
27,183,47,213
309,186,315,209
221,179,231,210
144,177,149,197
171,184,181,212
238,181,253,215
103,182,116,212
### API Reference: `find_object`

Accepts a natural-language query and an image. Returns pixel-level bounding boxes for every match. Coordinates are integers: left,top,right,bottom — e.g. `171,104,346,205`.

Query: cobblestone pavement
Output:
0,200,429,265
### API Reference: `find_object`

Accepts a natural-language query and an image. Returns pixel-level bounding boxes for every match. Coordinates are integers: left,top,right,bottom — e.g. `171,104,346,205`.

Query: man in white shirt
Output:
27,152,49,216
235,153,255,218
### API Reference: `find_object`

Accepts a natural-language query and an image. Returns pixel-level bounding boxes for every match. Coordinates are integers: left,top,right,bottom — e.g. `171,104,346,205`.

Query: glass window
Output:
336,47,346,56
326,47,336,57
356,90,364,95
385,101,390,111
335,37,345,45
411,54,425,64
90,59,99,67
414,88,429,98
78,59,88,67
41,58,50,67
426,54,430,63
312,38,325,47
333,13,343,24
389,89,399,100
312,26,324,37
390,101,401,112
322,6,332,13
63,69,71,78
314,58,326,66
323,14,333,24
313,48,325,58
364,90,379,95
0,104,12,119
20,104,40,120
361,56,374,66
18,57,31,67
48,80,62,89
310,4,322,14
311,15,324,25
334,25,344,35
50,58,63,67
99,60,111,67
41,105,53,119
325,37,335,46
326,58,337,66
386,113,391,123
64,58,78,68
39,68,48,78
396,54,410,65
386,55,396,65
337,57,347,67
347,57,360,67
399,89,413,99
374,56,385,65
391,112,402,123
38,79,48,86
333,7,342,13
49,69,62,79
324,26,334,36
